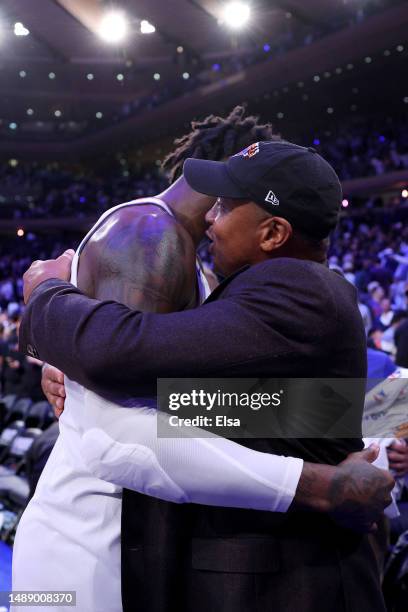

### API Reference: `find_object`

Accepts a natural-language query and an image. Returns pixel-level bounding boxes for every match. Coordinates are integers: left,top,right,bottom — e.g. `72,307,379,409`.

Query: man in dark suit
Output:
20,141,391,611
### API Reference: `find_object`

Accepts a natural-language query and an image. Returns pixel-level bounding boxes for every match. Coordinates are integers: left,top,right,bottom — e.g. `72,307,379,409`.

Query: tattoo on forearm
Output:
329,465,391,522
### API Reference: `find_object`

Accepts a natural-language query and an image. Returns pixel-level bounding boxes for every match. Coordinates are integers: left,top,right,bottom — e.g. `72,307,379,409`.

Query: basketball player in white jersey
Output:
14,108,394,611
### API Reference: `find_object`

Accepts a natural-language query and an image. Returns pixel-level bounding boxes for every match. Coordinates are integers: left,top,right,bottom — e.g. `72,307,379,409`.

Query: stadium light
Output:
140,20,155,34
221,2,251,30
14,22,30,36
98,11,128,43
342,199,349,208
402,189,408,199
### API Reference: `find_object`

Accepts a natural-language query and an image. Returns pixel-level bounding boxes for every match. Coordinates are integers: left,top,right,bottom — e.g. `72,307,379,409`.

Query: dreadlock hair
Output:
162,105,280,184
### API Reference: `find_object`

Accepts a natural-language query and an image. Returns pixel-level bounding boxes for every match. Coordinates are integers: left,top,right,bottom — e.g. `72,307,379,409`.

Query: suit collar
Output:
204,265,250,303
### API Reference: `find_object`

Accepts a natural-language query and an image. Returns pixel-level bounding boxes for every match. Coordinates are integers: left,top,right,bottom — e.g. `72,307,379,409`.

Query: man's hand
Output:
328,446,394,531
23,249,75,303
387,438,408,478
293,444,395,532
42,364,66,418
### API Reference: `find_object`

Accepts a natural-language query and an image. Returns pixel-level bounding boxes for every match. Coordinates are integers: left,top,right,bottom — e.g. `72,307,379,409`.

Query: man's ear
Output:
258,216,293,253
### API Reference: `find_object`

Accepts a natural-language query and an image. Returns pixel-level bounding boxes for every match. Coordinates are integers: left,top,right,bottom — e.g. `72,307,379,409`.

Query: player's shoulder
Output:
102,199,175,227
91,200,191,250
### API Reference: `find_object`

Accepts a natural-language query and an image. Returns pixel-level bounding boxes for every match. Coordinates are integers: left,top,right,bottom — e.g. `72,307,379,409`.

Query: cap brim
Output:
183,158,246,199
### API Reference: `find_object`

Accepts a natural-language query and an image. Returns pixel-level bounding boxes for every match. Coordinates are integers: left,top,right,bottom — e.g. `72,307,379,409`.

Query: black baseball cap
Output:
183,140,342,239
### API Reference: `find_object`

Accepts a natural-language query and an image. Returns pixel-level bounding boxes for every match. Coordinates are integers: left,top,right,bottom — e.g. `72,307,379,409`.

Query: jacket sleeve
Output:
19,261,333,396
19,282,265,394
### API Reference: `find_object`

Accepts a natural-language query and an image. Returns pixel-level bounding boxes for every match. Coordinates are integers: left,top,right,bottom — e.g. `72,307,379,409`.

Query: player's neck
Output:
158,177,215,246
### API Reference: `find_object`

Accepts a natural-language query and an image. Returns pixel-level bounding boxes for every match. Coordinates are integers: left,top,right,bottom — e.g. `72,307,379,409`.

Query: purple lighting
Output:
212,63,221,72
263,44,271,52
378,135,386,142
313,138,320,146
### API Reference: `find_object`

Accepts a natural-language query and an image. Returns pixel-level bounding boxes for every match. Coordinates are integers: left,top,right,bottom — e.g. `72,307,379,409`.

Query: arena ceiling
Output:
0,0,406,156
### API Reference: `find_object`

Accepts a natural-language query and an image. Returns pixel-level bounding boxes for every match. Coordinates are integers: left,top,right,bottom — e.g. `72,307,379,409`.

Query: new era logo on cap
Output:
265,190,279,206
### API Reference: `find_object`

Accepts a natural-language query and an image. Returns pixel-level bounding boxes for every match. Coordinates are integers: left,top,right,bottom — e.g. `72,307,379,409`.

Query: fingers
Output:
387,460,407,477
364,443,380,462
58,249,75,263
52,396,65,419
23,249,75,303
44,364,64,384
44,383,65,405
381,469,396,493
387,440,408,477
48,381,66,399
41,364,66,415
387,450,405,462
388,439,407,454
54,368,65,385
42,366,65,394
346,444,380,464
54,405,64,419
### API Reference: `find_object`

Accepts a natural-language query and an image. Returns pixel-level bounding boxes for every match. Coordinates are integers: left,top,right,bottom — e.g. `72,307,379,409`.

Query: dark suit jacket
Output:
20,258,385,612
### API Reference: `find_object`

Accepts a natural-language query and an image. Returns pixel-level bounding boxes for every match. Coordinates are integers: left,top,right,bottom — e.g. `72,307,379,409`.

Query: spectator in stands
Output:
367,281,385,319
381,310,408,355
378,298,394,329
359,301,373,336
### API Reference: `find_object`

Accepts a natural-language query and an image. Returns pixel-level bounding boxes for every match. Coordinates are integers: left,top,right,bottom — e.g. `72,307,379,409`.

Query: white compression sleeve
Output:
79,390,302,512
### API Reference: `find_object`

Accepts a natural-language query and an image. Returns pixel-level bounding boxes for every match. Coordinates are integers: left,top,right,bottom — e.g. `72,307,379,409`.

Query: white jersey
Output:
12,198,302,612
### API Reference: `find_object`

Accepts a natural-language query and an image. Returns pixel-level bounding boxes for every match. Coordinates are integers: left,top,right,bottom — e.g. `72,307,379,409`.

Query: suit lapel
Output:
204,265,250,304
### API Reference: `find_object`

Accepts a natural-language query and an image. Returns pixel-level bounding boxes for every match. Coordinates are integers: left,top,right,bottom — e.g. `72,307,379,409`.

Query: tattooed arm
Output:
293,446,395,531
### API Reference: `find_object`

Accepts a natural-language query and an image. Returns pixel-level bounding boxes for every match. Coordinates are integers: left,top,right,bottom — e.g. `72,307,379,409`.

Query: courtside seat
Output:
0,420,25,462
0,427,43,533
0,427,43,472
0,394,17,433
0,394,17,413
25,401,52,430
0,472,30,506
5,397,32,427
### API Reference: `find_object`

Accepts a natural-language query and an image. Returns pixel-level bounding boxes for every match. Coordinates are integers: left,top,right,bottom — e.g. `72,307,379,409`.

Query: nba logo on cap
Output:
265,190,279,206
237,142,260,159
